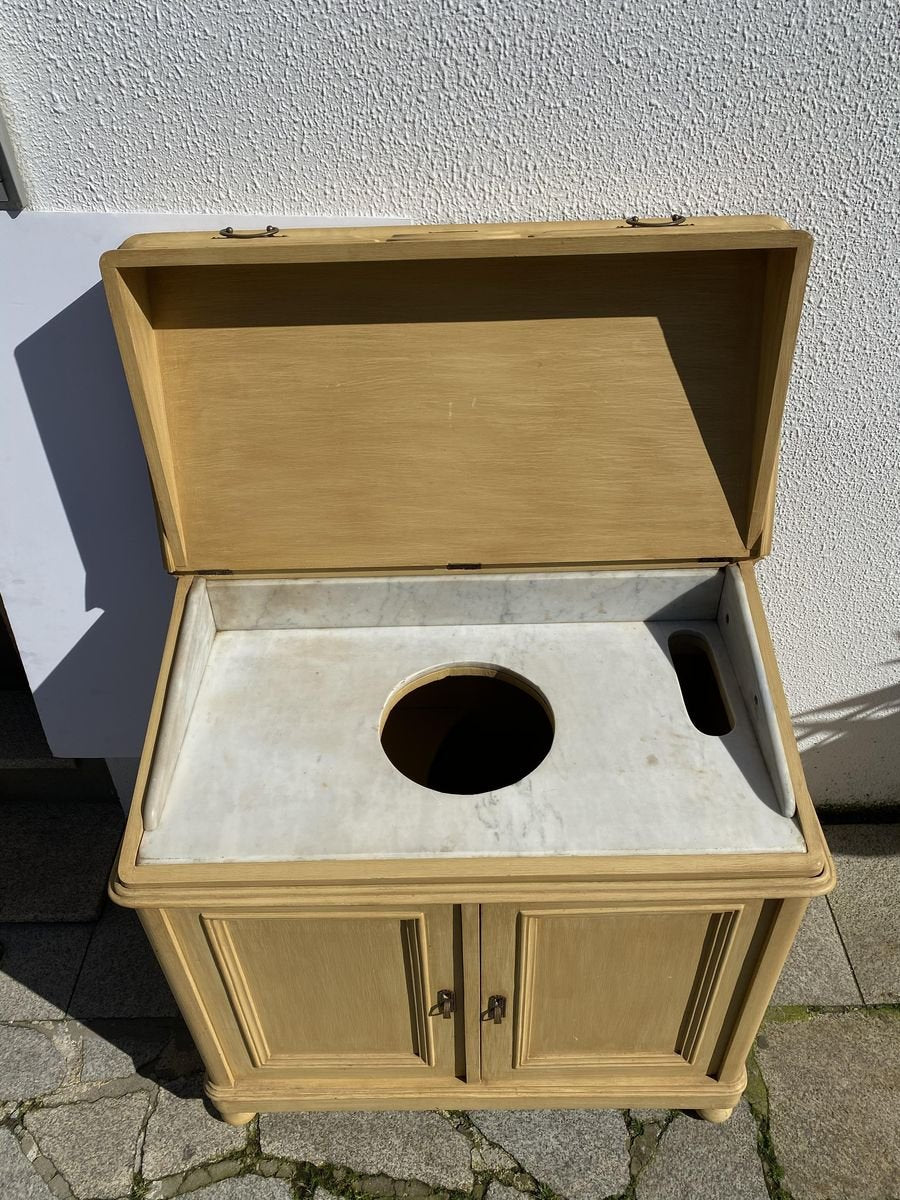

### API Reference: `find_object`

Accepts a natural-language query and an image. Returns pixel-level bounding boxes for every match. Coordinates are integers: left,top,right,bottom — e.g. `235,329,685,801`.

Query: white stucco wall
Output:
1,0,898,805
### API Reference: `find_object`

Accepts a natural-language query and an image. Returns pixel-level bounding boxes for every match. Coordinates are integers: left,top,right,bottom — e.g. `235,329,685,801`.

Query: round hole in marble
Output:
379,663,555,795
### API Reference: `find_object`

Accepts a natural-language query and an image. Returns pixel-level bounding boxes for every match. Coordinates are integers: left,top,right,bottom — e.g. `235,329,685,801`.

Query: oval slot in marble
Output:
668,631,734,736
379,663,554,795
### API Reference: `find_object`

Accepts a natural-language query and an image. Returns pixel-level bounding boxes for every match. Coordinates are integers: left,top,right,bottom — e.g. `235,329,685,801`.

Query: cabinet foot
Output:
220,1110,256,1126
695,1107,735,1123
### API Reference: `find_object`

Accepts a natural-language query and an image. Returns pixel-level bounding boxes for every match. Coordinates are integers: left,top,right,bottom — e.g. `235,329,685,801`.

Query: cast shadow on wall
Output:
794,673,900,818
15,283,175,757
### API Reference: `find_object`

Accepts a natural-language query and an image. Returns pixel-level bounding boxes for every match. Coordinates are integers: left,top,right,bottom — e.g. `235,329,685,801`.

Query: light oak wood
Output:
461,904,482,1084
696,1107,735,1123
480,900,763,1086
747,244,812,553
204,1070,748,1114
200,906,459,1080
101,268,186,564
107,217,798,267
100,218,811,574
138,909,235,1090
714,896,809,1086
115,870,833,913
115,215,793,253
103,217,832,1122
138,895,785,1119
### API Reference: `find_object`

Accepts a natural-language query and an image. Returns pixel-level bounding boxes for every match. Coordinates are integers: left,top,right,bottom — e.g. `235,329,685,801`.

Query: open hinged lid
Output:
100,216,811,574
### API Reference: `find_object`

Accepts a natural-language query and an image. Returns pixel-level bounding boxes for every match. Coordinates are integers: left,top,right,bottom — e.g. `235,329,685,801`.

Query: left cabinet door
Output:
178,905,463,1083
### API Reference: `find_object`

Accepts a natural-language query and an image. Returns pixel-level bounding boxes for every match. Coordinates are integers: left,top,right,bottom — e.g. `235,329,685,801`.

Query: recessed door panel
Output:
203,906,460,1078
481,902,760,1083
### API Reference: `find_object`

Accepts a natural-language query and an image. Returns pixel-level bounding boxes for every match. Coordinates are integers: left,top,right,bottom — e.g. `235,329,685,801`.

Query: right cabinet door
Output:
480,900,765,1085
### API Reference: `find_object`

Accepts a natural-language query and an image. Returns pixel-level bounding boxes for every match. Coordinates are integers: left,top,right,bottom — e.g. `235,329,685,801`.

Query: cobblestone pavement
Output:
1,820,898,1200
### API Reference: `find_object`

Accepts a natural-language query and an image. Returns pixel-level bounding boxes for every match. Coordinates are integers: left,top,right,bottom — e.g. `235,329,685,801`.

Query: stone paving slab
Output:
151,1021,206,1080
0,1023,67,1101
635,1103,767,1199
24,1091,150,1199
484,1184,524,1200
0,798,123,922
826,823,900,1003
260,1110,473,1190
68,905,178,1019
76,1018,176,1082
142,1079,247,1179
0,923,93,1020
772,894,862,1006
191,1179,292,1198
469,1109,630,1200
145,1158,250,1200
1,1010,897,1200
756,1009,900,1200
0,1126,57,1200
471,1139,518,1174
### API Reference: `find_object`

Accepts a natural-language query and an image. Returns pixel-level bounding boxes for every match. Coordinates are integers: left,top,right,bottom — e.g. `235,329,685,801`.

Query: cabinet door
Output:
202,905,462,1081
480,901,762,1084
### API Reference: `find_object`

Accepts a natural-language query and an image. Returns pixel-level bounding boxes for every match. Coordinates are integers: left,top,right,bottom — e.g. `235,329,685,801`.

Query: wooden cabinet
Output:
480,902,763,1085
139,893,810,1122
102,216,834,1123
203,906,462,1081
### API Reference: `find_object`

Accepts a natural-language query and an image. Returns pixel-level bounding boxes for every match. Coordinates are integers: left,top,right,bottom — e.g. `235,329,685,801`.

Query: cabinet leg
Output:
220,1110,256,1126
695,1107,735,1123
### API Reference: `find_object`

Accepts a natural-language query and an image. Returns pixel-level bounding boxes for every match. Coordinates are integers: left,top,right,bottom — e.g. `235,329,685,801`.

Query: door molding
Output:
203,910,435,1071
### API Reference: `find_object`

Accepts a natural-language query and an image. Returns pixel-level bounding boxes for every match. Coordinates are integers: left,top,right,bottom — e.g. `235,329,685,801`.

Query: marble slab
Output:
206,569,723,630
139,613,806,864
143,579,216,830
718,565,795,817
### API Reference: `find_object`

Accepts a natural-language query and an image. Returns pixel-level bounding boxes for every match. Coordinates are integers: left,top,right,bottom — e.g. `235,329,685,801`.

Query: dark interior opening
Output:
668,632,734,736
380,666,554,795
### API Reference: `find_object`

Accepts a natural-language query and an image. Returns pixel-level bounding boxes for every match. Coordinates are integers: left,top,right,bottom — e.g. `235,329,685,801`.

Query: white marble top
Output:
207,568,723,629
140,617,806,863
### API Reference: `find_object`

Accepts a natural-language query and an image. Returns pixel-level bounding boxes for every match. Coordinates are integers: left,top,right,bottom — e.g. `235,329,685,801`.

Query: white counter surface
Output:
139,609,805,863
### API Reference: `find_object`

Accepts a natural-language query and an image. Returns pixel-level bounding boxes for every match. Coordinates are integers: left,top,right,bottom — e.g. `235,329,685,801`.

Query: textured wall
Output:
1,0,898,804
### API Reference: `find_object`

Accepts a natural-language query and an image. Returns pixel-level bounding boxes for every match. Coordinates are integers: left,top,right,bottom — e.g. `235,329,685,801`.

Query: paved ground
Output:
1,795,898,1200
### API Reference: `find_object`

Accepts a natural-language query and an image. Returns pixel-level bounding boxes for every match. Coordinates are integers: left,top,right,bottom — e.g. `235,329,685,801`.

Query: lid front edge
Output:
745,232,813,557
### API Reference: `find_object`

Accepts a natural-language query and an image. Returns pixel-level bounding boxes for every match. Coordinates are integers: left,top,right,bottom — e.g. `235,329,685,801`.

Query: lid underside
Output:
100,220,811,573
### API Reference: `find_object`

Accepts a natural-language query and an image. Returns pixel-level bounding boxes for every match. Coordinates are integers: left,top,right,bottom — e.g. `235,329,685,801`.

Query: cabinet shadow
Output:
14,282,174,757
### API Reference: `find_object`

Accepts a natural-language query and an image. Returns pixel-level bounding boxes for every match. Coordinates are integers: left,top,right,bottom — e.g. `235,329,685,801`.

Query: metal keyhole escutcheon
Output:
485,995,506,1024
